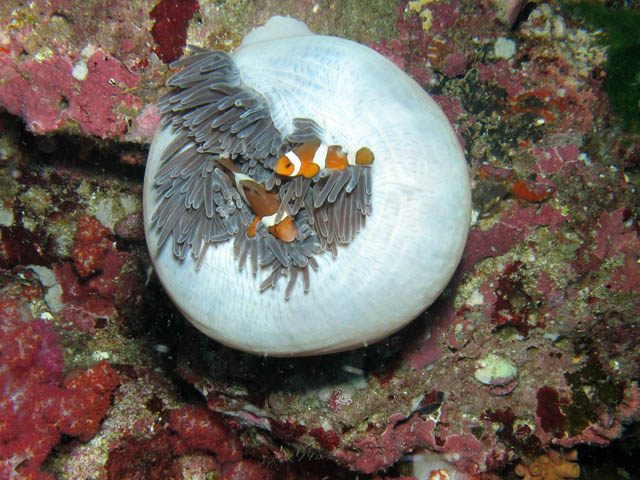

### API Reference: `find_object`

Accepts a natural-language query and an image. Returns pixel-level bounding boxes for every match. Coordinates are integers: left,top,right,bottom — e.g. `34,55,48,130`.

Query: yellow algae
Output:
419,9,433,31
407,0,436,31
407,0,436,13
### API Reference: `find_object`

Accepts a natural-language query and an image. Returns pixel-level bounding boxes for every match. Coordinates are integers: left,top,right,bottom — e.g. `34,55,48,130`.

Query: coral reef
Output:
150,0,200,63
0,284,120,480
0,0,398,141
515,449,580,479
0,0,639,478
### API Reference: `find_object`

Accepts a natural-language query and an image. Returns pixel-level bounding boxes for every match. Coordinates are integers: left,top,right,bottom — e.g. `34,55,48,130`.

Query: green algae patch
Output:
563,2,640,132
563,346,624,436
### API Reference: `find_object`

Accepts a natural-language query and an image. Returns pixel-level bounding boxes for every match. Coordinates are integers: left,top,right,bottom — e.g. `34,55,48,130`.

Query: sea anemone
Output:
143,16,471,356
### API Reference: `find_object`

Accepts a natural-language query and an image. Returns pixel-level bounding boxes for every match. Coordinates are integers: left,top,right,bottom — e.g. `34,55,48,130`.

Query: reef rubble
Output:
0,1,638,478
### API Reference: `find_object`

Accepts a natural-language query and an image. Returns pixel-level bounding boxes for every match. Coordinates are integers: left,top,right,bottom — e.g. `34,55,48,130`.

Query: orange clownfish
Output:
217,158,296,243
275,141,374,178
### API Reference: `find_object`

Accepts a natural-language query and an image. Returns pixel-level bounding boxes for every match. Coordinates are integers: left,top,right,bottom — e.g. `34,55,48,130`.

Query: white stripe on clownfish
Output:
275,141,374,179
261,211,283,228
311,143,329,170
283,151,302,176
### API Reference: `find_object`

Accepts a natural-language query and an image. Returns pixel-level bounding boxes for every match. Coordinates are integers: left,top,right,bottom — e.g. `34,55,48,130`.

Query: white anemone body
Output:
143,17,471,356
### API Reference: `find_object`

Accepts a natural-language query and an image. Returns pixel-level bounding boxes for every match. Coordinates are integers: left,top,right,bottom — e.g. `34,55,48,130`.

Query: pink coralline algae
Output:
71,214,114,279
0,0,175,141
535,387,567,439
579,208,640,295
65,51,141,138
0,294,120,480
104,430,175,479
477,60,528,99
371,1,497,86
334,411,484,475
150,0,200,63
0,0,639,478
530,144,582,177
0,297,63,480
219,460,272,480
0,55,76,133
476,51,604,135
169,405,243,463
0,50,140,138
103,401,271,479
55,214,142,332
125,104,161,143
461,203,567,271
442,52,469,78
0,50,138,138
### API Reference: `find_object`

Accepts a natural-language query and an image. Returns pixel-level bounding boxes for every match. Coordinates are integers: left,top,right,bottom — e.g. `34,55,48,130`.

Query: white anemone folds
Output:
143,16,471,356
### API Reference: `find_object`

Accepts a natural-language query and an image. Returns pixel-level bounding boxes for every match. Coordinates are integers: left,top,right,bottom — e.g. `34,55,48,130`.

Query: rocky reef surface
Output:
0,0,638,478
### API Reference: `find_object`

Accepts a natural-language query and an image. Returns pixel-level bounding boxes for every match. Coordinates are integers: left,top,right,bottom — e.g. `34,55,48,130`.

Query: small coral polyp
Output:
515,449,580,480
143,16,471,356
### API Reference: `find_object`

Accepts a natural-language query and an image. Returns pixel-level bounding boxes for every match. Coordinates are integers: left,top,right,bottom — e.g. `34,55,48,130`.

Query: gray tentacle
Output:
150,47,374,299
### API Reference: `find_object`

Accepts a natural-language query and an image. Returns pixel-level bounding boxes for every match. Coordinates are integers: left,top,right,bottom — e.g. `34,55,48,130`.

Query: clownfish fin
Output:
268,216,296,243
247,216,260,237
262,210,296,243
237,178,279,218
301,161,320,178
216,156,241,174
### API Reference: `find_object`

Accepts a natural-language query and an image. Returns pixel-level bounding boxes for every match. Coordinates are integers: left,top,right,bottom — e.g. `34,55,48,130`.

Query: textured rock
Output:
0,0,638,478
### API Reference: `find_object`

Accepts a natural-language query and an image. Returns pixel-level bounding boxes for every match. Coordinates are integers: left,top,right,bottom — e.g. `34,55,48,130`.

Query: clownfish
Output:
217,158,296,243
275,141,374,178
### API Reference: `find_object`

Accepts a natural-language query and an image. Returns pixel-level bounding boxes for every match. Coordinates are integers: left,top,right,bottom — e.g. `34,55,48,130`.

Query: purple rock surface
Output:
0,1,638,478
